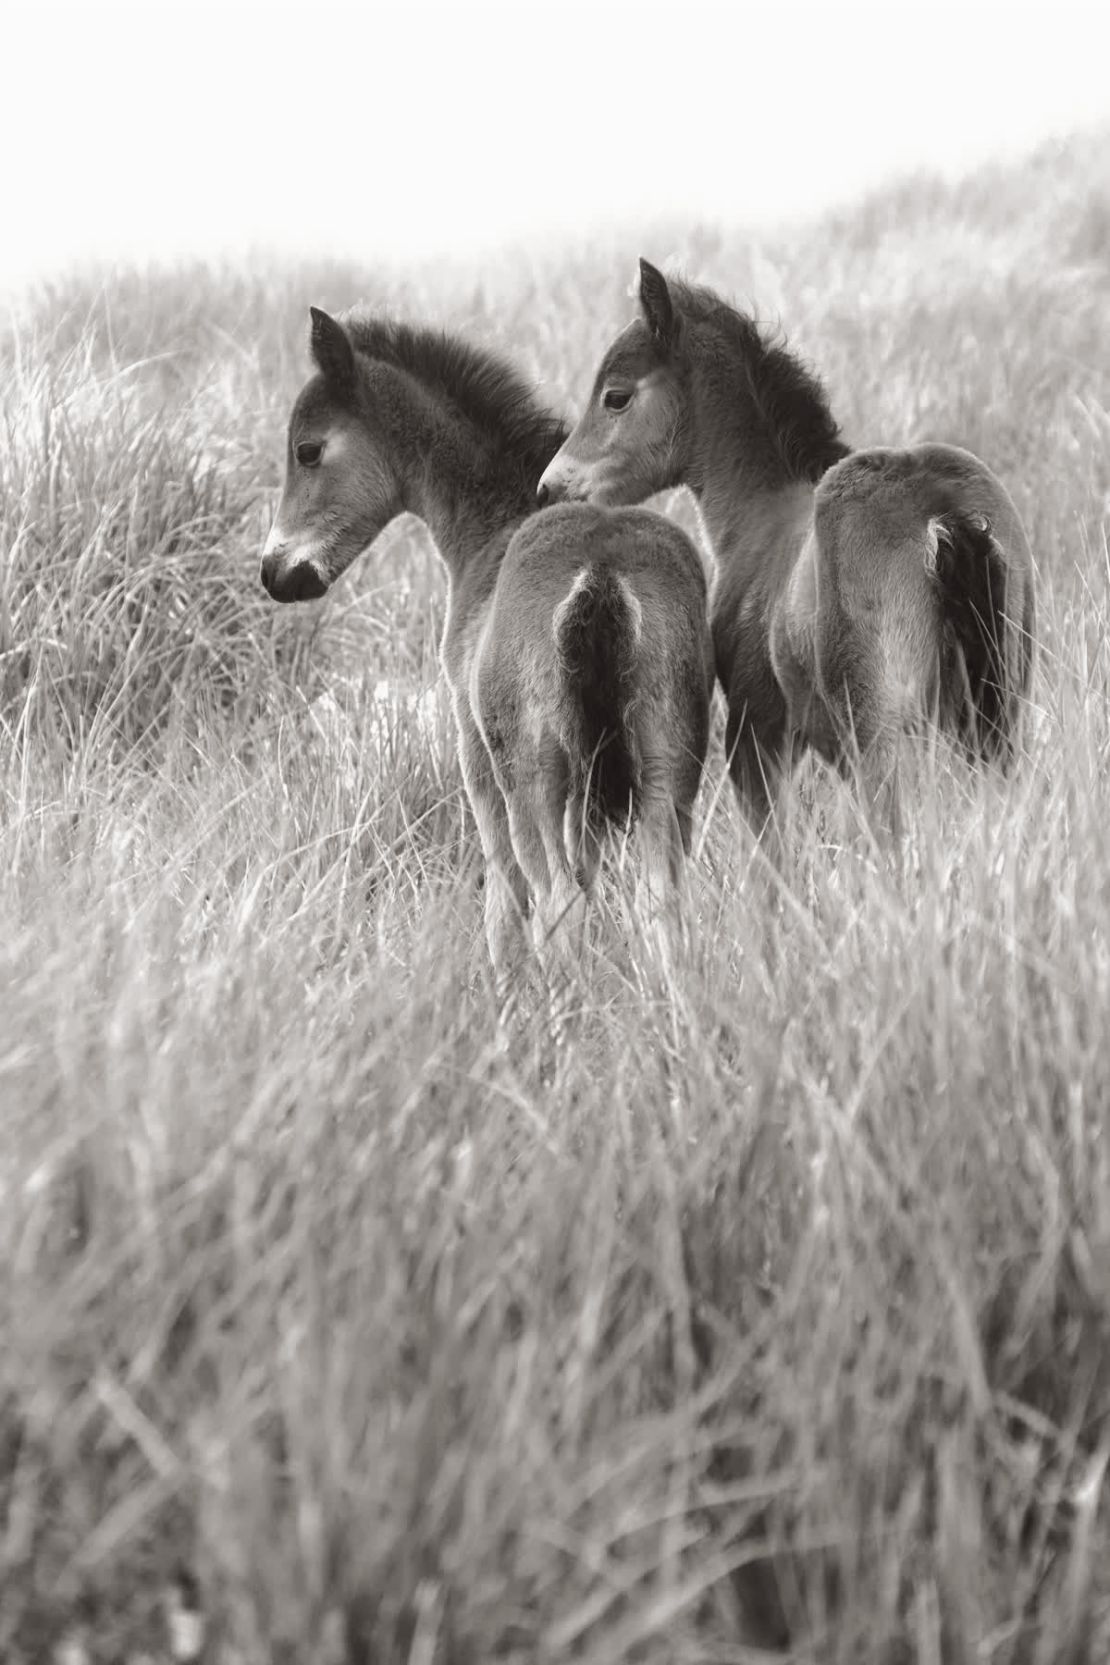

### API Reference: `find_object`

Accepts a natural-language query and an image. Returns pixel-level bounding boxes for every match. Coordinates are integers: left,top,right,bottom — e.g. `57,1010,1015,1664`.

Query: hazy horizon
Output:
5,0,1109,299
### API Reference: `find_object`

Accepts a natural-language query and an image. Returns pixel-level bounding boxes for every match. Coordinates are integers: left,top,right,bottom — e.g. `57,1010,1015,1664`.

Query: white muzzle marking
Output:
263,523,327,578
263,522,287,560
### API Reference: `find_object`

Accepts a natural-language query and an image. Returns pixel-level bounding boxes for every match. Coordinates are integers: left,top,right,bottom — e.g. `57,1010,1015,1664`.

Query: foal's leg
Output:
456,712,531,987
563,787,603,894
505,742,583,969
627,768,693,1131
820,634,909,845
503,783,583,1043
725,715,772,832
633,758,690,975
536,747,588,955
723,708,795,850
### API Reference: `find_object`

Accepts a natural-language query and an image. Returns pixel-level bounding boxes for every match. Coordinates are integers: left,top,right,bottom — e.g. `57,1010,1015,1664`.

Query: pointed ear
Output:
309,306,356,394
638,258,675,345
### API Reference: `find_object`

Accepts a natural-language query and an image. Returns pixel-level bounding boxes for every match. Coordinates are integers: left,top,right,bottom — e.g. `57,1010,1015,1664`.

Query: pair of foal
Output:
261,264,1035,979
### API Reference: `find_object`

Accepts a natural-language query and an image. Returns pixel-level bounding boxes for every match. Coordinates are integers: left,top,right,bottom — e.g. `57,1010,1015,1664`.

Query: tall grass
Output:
1,130,1109,1662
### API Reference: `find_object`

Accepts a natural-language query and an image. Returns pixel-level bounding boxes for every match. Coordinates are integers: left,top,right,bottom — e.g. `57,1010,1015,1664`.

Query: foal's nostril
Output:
536,482,550,509
289,564,327,601
260,561,275,595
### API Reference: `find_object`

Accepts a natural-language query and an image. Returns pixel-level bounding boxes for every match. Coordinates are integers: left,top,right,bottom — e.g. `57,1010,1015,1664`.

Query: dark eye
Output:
295,440,323,467
602,388,633,413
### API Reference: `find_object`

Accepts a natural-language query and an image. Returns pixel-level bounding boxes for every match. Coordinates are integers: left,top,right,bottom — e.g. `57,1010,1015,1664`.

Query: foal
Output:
262,307,713,980
538,260,1036,827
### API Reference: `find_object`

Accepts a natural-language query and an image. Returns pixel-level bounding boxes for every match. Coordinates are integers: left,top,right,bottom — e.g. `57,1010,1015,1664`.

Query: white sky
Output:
3,0,1108,294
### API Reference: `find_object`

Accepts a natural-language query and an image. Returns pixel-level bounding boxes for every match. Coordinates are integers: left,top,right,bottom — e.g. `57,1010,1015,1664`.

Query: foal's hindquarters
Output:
770,444,1036,825
471,503,714,981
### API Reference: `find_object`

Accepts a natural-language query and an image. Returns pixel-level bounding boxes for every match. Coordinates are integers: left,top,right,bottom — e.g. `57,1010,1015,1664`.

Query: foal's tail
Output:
929,510,1023,755
553,565,642,837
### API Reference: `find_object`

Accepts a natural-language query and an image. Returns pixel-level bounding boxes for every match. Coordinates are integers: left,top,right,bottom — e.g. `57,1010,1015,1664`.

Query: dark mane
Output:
671,281,849,483
342,312,568,486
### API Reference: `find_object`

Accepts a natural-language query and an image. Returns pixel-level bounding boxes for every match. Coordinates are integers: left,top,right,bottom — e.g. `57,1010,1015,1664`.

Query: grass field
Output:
2,129,1110,1663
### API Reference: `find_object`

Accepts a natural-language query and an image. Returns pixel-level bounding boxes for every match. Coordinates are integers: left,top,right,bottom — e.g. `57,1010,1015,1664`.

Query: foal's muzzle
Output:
536,470,572,506
260,554,328,603
537,451,594,507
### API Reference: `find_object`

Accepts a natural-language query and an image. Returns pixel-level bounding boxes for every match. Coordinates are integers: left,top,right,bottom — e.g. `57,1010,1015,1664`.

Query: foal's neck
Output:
685,340,815,598
387,372,538,580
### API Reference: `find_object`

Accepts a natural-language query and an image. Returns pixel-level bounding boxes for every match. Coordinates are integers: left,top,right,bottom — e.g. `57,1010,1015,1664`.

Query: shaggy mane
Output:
342,313,567,484
671,281,849,483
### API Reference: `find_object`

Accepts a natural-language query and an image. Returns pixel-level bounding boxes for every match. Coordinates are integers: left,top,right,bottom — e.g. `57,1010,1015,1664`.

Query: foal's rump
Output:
809,444,1035,756
481,503,712,866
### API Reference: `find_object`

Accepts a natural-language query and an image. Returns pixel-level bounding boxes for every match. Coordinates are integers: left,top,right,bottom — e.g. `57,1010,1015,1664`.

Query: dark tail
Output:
930,510,1017,755
553,566,642,830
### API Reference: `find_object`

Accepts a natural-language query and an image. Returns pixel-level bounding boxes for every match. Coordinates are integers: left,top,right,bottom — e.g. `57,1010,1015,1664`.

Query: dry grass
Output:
1,129,1109,1663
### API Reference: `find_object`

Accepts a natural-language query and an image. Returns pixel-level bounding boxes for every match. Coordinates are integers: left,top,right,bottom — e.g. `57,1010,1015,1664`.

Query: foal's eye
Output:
602,388,633,413
296,440,324,468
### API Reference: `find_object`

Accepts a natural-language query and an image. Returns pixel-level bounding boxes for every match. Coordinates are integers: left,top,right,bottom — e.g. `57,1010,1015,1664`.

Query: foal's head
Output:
537,259,689,508
539,258,847,508
261,308,403,603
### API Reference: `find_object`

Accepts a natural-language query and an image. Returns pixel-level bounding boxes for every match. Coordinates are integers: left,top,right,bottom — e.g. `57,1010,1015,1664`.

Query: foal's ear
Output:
309,306,356,394
638,257,675,345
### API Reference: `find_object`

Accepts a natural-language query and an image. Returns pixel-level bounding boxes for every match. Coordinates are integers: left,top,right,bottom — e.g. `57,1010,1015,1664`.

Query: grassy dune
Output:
2,130,1110,1662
